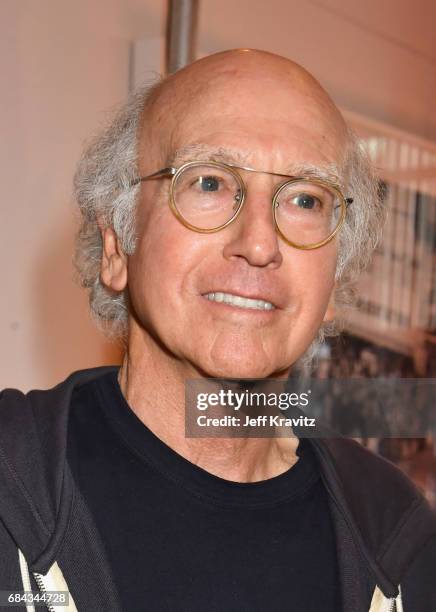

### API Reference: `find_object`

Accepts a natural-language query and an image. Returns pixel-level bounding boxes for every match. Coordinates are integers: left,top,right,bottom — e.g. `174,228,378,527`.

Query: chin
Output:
198,358,282,380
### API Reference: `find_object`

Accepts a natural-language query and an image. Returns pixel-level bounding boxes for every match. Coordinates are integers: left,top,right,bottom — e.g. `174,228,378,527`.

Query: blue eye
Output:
294,193,317,209
199,176,220,192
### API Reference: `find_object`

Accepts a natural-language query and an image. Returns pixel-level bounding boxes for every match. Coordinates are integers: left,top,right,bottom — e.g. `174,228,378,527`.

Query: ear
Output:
323,286,336,322
98,219,128,292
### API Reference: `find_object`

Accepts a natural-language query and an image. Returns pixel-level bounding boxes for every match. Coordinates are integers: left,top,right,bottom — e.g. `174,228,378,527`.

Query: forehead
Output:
143,67,347,175
167,143,343,186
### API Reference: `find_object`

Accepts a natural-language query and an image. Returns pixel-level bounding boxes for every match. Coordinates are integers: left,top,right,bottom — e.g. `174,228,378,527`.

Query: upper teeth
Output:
204,292,275,310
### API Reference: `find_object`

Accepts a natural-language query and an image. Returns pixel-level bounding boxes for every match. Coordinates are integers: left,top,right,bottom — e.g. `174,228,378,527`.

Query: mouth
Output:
202,291,276,311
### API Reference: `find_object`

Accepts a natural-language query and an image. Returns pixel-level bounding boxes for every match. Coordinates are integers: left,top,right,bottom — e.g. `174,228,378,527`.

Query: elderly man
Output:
0,49,434,612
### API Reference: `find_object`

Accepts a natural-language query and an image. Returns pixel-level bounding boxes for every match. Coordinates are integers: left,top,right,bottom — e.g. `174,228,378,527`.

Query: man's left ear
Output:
323,286,336,322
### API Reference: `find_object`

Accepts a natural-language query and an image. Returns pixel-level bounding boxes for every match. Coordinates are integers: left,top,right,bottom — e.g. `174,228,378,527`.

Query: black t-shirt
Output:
67,370,341,611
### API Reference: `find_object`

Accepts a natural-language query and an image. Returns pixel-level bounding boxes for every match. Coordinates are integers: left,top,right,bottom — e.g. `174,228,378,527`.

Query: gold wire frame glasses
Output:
130,160,353,250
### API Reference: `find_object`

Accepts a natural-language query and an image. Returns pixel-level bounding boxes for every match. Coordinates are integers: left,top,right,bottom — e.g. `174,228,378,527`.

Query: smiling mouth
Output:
203,292,276,311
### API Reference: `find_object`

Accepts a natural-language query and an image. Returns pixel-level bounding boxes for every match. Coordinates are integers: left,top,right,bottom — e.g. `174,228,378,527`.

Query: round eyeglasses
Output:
131,160,353,250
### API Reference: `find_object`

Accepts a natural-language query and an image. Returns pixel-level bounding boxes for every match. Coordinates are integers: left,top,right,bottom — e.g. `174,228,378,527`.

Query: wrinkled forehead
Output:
140,63,348,173
165,143,344,188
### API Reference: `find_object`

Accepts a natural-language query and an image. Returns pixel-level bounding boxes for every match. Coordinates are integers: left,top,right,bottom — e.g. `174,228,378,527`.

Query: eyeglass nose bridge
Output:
170,161,286,236
171,161,289,229
167,160,348,249
230,171,283,234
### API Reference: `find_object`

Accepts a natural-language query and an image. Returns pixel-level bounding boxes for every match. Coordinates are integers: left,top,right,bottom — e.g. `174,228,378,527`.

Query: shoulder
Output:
0,365,119,430
315,437,436,584
320,437,435,532
1,366,119,405
323,436,423,499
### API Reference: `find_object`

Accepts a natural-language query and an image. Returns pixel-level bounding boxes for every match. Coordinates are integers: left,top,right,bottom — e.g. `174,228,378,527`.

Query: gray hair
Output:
73,81,384,367
73,81,162,342
295,128,384,373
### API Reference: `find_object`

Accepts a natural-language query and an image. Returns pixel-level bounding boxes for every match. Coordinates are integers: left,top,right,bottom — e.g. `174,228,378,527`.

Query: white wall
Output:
0,0,162,391
1,0,435,391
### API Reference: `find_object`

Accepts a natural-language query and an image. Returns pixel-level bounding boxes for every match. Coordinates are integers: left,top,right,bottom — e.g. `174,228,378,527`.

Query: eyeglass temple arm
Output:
130,167,177,186
334,198,353,211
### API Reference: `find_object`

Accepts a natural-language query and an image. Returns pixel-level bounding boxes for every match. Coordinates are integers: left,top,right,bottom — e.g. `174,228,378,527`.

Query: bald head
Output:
140,49,348,172
158,49,343,121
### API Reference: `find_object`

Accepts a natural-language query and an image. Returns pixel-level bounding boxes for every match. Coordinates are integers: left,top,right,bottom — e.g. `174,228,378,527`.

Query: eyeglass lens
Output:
171,163,343,245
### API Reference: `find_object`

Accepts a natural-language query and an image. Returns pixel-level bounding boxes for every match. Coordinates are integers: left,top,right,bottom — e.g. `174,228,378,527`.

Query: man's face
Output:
125,56,346,379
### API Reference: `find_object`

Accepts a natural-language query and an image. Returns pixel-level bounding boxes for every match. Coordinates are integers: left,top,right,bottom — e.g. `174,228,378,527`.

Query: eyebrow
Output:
167,144,344,187
168,144,251,167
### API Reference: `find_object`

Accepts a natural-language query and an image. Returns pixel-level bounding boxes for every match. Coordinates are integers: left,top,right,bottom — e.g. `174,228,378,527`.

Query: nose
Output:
222,182,283,268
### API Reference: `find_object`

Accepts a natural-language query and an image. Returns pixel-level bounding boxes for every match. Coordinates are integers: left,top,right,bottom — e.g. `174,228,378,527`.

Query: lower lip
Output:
200,295,278,316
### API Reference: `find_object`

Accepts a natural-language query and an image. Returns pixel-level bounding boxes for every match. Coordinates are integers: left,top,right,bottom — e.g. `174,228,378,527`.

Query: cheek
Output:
128,232,180,311
126,201,204,325
288,245,337,317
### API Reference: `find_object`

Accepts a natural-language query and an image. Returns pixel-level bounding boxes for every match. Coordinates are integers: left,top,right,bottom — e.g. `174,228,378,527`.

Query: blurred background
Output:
1,0,435,503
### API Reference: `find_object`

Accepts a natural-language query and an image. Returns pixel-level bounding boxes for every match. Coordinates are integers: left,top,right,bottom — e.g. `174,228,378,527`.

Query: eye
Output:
292,192,321,210
197,175,221,192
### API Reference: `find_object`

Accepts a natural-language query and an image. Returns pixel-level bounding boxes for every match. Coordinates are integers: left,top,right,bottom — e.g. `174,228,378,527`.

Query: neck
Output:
117,323,299,483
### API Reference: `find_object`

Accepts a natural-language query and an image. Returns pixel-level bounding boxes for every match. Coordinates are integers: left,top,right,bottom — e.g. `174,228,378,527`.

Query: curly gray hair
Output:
73,79,384,368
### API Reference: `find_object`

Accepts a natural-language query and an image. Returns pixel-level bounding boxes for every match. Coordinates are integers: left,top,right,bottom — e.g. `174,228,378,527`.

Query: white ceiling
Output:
193,0,436,140
312,0,436,62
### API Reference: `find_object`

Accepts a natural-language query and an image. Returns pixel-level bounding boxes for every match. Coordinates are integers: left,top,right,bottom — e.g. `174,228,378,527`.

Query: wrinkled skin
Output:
99,49,348,481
